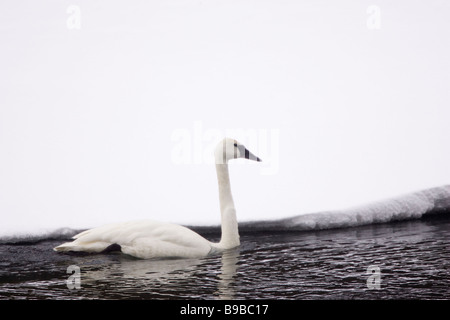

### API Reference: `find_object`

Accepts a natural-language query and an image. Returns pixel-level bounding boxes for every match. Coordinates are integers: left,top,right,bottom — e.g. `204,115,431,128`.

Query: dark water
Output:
0,216,449,300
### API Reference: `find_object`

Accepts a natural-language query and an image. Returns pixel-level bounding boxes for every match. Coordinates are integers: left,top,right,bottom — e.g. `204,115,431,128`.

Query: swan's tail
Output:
53,226,114,253
53,240,112,253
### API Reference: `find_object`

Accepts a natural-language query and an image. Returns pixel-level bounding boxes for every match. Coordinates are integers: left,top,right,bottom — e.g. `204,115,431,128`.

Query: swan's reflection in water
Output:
215,248,239,299
78,248,240,299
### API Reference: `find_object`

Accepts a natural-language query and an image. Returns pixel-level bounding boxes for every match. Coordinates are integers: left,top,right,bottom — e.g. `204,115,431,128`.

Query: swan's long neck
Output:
215,163,240,249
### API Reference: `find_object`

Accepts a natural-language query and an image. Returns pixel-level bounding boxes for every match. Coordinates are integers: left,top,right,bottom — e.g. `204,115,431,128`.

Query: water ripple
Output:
0,218,449,299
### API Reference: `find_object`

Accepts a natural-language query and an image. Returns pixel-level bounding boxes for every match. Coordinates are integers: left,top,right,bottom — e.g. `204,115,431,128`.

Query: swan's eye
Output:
233,143,238,147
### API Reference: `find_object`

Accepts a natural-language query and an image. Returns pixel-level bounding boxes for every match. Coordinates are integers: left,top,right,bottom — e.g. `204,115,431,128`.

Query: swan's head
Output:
214,138,262,164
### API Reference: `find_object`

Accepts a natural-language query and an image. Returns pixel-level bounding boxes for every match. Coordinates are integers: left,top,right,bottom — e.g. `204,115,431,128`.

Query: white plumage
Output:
55,220,213,259
54,138,261,259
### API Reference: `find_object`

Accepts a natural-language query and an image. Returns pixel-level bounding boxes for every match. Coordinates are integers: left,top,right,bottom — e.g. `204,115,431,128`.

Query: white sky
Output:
1,0,449,234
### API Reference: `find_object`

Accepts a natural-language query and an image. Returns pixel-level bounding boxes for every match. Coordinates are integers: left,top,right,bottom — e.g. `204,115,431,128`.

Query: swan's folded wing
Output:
120,220,213,259
54,219,212,259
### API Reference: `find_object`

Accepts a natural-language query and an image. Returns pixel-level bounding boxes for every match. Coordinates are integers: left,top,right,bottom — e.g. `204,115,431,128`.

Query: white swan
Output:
54,138,261,259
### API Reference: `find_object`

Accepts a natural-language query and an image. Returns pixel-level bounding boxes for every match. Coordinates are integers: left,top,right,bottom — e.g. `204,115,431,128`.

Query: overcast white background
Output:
1,0,449,235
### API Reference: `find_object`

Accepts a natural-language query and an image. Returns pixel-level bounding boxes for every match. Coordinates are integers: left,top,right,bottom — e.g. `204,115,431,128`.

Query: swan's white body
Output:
57,220,214,259
54,138,260,259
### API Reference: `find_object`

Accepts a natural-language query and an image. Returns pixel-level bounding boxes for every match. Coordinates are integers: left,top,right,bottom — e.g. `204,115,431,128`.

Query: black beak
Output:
240,146,262,162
